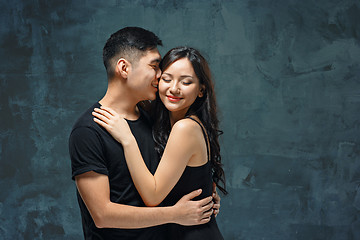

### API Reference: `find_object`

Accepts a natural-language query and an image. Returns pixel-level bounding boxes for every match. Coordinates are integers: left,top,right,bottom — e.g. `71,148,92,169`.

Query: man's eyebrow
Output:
150,58,161,64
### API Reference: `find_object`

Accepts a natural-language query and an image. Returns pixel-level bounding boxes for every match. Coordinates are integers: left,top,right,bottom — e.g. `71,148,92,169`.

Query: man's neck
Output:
99,84,140,121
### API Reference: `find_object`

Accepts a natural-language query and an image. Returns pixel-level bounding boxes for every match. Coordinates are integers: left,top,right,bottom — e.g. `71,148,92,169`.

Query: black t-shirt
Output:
69,102,164,240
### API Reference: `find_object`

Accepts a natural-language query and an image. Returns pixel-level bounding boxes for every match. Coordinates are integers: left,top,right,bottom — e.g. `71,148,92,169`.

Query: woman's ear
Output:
116,58,130,79
198,85,205,97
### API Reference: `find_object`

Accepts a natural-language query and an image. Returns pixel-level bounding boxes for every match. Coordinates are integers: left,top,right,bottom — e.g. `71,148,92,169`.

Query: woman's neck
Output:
169,111,187,127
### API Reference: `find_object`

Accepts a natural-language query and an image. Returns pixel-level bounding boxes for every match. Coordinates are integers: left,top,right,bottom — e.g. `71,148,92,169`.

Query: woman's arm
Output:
93,107,202,206
123,120,199,206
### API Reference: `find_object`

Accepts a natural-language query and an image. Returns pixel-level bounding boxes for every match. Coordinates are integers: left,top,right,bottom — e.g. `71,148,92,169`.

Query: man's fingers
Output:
201,199,214,212
197,196,213,207
182,189,202,201
199,216,211,224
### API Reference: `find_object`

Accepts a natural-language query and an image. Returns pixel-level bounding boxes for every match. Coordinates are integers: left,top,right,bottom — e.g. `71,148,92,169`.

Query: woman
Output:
93,47,227,239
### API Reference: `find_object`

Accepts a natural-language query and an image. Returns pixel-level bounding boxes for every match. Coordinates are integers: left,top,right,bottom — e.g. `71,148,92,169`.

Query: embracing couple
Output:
69,27,227,239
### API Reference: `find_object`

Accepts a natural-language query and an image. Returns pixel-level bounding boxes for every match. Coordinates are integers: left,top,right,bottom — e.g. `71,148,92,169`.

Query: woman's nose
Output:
169,82,179,94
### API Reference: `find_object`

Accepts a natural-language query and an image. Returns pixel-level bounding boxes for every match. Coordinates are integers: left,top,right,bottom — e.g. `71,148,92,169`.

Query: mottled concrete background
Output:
0,0,359,239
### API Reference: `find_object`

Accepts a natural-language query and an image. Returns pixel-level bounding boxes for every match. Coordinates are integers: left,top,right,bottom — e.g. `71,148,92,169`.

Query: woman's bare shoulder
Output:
172,118,201,132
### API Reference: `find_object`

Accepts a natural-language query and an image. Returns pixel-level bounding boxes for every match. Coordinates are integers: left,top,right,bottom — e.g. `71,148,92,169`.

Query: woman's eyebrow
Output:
162,72,172,77
180,75,193,79
162,72,193,79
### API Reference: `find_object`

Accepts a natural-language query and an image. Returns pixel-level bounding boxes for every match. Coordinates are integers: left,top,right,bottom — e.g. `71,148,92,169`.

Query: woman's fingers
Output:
92,111,111,124
93,107,114,120
99,106,117,116
213,210,219,217
93,116,108,129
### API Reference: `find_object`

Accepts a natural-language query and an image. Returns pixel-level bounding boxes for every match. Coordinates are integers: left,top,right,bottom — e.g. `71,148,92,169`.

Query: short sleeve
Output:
69,126,108,180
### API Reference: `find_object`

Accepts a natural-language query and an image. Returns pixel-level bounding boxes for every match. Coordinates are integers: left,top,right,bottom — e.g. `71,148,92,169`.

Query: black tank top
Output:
162,117,224,240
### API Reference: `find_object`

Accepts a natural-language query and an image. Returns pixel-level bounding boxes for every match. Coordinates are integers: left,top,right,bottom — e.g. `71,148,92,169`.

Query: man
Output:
69,27,219,239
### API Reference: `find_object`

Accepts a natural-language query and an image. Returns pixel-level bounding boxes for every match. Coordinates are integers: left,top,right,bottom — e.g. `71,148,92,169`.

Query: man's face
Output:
127,48,161,101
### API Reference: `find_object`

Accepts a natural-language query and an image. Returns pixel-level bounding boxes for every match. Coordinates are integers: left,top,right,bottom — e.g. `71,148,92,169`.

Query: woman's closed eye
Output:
182,81,192,85
161,78,171,83
180,78,193,85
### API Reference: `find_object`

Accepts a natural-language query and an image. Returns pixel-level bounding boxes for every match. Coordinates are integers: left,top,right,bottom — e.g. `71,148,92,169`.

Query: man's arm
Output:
75,171,214,229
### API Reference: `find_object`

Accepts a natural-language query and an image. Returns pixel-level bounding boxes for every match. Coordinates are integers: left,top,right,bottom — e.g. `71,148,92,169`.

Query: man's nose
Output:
156,68,162,79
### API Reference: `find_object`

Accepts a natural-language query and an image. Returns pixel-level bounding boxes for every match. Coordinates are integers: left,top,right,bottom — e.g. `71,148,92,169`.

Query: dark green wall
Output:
0,0,359,239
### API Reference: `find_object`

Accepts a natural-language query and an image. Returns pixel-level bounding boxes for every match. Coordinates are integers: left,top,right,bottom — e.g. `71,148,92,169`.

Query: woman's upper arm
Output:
153,119,200,201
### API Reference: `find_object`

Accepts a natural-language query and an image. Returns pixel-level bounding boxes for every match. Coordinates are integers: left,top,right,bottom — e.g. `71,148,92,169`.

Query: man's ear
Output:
116,58,131,79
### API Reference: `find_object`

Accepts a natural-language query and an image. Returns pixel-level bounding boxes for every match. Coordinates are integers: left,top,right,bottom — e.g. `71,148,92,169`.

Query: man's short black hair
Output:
103,27,162,78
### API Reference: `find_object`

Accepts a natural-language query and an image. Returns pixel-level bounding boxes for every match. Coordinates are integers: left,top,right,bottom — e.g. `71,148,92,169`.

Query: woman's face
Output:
159,58,204,117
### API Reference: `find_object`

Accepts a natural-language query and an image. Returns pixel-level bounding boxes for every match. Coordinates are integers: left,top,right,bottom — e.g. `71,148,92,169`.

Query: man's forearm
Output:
75,172,211,229
93,190,213,228
75,172,177,229
94,202,176,229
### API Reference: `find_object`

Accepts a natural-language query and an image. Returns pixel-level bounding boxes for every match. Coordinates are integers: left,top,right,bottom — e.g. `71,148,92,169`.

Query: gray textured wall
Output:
1,0,359,239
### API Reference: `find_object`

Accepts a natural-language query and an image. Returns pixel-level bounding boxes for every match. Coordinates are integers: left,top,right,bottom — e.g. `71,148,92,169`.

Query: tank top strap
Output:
186,116,210,162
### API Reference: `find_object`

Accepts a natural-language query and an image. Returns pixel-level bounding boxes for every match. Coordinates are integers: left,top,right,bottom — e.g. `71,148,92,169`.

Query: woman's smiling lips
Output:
167,95,182,102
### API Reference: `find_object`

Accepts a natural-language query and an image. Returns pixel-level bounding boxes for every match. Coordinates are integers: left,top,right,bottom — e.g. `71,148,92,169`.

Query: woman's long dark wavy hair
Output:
152,46,227,195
